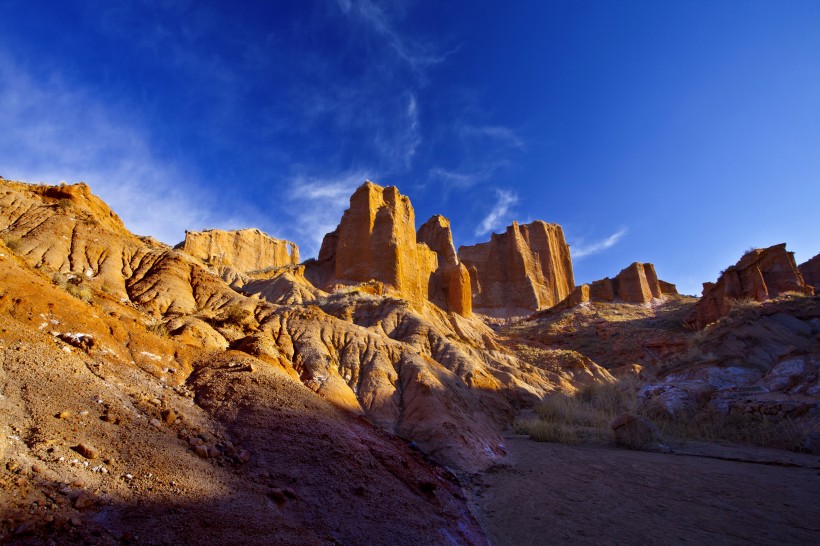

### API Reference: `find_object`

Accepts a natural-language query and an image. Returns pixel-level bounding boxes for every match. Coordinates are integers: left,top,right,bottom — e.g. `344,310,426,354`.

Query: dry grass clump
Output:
518,377,813,450
516,380,639,444
50,271,93,303
221,303,255,327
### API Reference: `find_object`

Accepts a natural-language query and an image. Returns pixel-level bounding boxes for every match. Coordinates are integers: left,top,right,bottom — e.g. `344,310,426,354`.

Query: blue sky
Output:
1,1,818,295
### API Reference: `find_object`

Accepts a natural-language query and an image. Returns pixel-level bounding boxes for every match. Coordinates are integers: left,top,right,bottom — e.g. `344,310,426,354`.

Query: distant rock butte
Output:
545,262,677,314
688,243,814,328
315,181,439,311
799,254,820,292
178,228,299,273
458,221,575,316
417,215,472,316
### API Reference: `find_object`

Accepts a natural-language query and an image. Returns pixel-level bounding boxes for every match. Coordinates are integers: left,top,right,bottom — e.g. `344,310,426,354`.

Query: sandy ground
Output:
467,435,820,545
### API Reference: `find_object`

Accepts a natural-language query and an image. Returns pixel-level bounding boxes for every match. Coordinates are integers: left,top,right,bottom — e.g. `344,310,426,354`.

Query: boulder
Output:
687,244,813,328
458,221,574,316
798,254,820,292
610,413,667,452
316,181,439,310
178,228,299,273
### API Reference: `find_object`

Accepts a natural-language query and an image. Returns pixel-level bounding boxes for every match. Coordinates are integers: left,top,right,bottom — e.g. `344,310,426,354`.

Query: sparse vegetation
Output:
517,377,814,450
221,303,255,326
2,235,22,253
65,280,93,303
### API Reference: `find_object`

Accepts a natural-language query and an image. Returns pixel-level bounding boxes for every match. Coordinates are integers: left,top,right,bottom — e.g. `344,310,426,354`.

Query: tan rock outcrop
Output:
178,228,299,273
458,221,574,316
417,215,472,316
543,262,675,315
614,262,658,303
799,254,820,291
315,181,439,310
688,244,814,328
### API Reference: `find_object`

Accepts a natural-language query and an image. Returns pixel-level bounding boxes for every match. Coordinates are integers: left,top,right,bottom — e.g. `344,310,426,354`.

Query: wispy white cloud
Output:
0,53,260,245
284,170,371,258
475,189,518,236
336,0,458,71
571,229,628,259
459,125,525,150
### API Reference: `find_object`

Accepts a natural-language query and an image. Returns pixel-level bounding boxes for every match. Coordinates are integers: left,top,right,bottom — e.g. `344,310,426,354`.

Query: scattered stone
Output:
189,437,204,447
73,443,99,460
74,493,95,509
149,418,162,428
56,410,72,419
611,413,669,452
193,445,209,458
31,463,46,474
161,408,177,425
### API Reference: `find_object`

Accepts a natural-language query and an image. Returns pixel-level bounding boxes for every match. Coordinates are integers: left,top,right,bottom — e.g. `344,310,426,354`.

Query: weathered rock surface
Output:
314,181,439,310
417,215,472,316
799,254,820,291
545,262,676,314
177,228,299,273
688,244,814,328
458,221,574,316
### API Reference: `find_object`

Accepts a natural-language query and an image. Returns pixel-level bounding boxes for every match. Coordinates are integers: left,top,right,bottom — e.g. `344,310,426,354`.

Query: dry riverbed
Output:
467,434,820,545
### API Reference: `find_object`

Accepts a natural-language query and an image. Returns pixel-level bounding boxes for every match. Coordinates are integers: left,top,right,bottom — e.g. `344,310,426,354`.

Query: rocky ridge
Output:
687,244,814,328
177,228,299,274
544,262,678,315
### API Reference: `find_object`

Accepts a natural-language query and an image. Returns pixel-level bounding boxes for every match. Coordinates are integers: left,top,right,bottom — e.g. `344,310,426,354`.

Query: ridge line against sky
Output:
0,0,818,296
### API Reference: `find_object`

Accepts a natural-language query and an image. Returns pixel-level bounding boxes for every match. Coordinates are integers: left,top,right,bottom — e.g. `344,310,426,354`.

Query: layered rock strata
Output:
688,244,814,328
178,228,299,273
458,221,574,316
314,182,439,311
417,215,472,316
545,262,676,314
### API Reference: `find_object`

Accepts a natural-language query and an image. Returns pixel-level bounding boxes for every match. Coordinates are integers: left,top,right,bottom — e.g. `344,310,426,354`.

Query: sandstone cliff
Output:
545,262,677,314
417,215,472,316
313,181,439,311
799,254,820,291
178,228,299,273
458,221,574,316
687,244,814,328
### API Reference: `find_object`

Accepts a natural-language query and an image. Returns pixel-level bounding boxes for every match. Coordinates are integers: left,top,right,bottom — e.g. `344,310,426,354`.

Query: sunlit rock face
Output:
417,215,472,316
315,181,439,311
177,228,299,273
458,221,574,316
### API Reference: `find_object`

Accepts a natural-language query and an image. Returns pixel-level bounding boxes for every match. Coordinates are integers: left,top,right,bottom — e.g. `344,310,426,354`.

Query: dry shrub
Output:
65,281,92,303
221,304,255,326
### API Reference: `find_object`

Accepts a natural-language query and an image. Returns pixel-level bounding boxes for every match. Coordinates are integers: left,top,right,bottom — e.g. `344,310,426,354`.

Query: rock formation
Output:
314,182,438,310
799,254,820,291
688,244,814,328
458,221,574,316
417,215,472,316
178,228,299,273
543,262,676,314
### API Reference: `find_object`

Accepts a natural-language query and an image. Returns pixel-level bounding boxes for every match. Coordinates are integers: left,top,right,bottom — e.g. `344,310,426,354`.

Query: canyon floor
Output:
467,434,820,545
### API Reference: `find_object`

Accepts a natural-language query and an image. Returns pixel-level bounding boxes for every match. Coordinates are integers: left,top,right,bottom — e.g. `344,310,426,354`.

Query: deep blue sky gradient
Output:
1,0,818,295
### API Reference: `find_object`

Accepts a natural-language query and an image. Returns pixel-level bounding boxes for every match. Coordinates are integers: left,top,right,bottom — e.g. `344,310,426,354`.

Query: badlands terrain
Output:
0,178,818,544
